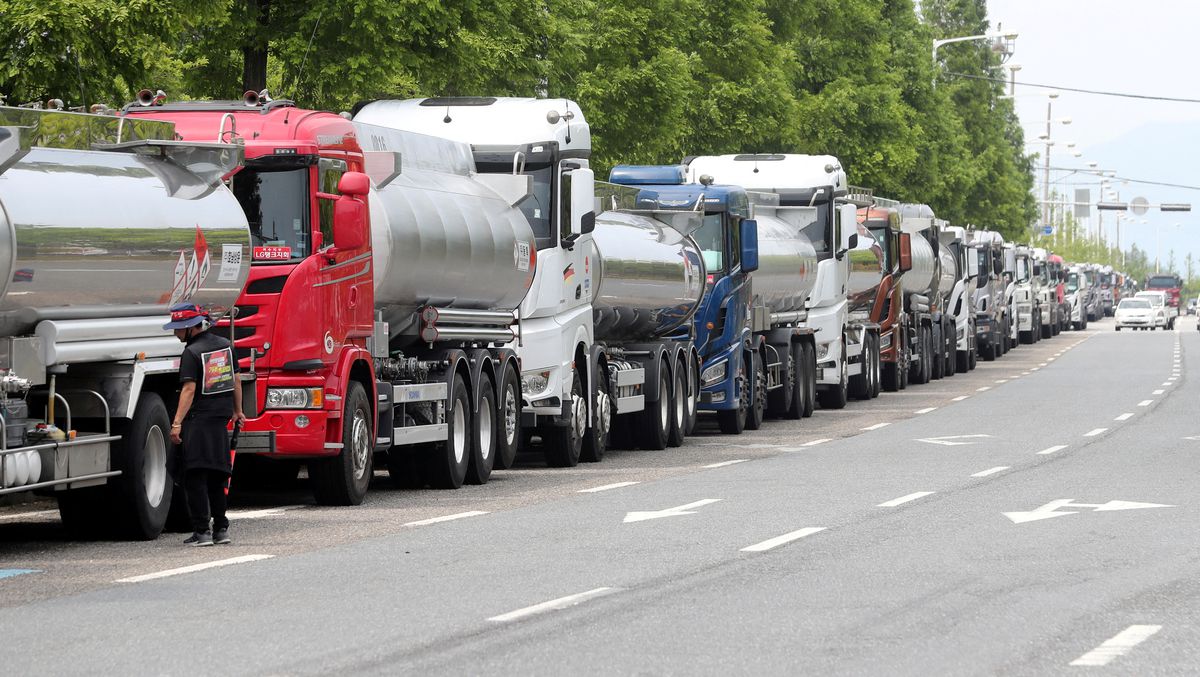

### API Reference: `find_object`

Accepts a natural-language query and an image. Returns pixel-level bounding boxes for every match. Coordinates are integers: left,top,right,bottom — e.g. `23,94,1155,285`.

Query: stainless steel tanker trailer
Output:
0,107,251,539
896,204,949,384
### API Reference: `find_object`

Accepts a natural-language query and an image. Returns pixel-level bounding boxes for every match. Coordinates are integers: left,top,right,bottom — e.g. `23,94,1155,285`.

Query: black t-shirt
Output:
179,330,238,419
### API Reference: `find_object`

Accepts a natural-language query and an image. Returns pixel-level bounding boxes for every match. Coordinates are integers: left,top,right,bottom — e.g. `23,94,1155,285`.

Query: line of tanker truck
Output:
0,94,1120,541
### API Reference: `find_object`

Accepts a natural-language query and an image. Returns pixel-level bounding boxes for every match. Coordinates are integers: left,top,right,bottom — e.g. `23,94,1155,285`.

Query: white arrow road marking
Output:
579,482,639,493
1084,428,1107,437
488,587,620,622
703,460,747,469
741,527,826,553
1114,413,1134,421
917,434,992,446
624,499,722,523
1070,625,1163,667
1004,499,1174,524
878,491,935,508
117,555,274,583
404,511,489,527
971,466,1010,477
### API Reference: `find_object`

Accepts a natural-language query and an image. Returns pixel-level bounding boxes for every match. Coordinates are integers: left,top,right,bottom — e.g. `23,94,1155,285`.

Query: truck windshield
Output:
1067,273,1080,292
476,160,555,249
867,226,891,270
976,248,989,288
695,214,726,279
232,166,311,263
1148,275,1179,288
1016,257,1030,282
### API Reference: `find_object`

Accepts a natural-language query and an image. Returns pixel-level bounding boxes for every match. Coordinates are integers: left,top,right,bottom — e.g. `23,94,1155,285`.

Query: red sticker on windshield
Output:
253,246,291,261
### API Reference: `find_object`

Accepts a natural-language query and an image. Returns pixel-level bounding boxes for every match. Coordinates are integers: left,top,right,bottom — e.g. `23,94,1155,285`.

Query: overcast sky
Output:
986,0,1200,270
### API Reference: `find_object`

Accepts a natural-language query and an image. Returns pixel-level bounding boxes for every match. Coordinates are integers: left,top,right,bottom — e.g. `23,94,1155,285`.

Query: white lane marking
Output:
861,422,891,431
624,498,721,523
578,481,639,493
1153,390,1165,395
404,511,489,527
1069,624,1163,667
915,407,938,414
977,386,992,392
971,466,1010,478
1039,362,1048,367
802,438,832,447
995,379,1008,384
488,587,619,623
1162,382,1173,386
116,555,273,583
741,527,827,553
1168,377,1177,381
1138,399,1154,407
1114,413,1134,421
702,460,747,469
1084,428,1107,437
225,505,304,519
952,395,969,402
877,491,935,508
1038,444,1069,455
1022,371,1031,375
1031,367,1041,371
0,509,59,522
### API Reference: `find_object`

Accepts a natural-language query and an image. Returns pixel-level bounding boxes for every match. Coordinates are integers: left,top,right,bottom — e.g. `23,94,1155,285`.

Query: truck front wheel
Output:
544,369,584,467
717,360,748,435
581,367,611,463
745,351,767,430
311,382,372,504
817,343,849,410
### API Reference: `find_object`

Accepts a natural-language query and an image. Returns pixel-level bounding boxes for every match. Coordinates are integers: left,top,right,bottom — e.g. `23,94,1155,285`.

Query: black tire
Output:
638,364,672,449
849,339,871,400
581,364,611,463
817,342,849,409
464,372,496,485
311,381,372,504
944,322,957,377
785,341,805,420
868,333,881,398
717,358,748,434
425,373,472,486
968,340,977,370
494,364,521,470
768,343,794,418
956,349,969,374
882,361,900,392
544,369,584,466
683,357,699,436
745,350,767,431
667,358,687,447
1115,326,1121,331
386,445,425,489
931,324,944,380
1041,321,1052,339
801,342,816,418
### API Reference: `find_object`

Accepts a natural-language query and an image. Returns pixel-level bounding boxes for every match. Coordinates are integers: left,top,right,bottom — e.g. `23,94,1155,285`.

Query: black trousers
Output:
185,468,230,533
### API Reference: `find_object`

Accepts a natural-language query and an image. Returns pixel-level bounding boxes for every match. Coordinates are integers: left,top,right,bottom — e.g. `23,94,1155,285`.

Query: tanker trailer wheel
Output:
544,369,584,466
494,364,522,470
745,351,767,430
783,342,804,420
717,360,748,435
817,342,849,410
801,342,816,418
638,365,673,449
464,372,496,485
931,324,944,380
667,359,687,447
312,382,373,504
768,343,795,418
581,368,611,463
422,374,473,485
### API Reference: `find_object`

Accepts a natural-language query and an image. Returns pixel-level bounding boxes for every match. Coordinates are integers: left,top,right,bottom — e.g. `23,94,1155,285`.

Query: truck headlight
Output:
521,370,552,397
265,387,324,409
816,343,830,360
701,360,727,387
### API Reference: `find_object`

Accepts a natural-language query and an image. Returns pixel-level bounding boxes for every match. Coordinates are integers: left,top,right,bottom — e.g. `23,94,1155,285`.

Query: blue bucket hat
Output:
163,302,208,330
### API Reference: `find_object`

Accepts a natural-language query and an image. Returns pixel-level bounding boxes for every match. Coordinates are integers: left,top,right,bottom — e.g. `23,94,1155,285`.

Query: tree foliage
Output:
0,0,1042,237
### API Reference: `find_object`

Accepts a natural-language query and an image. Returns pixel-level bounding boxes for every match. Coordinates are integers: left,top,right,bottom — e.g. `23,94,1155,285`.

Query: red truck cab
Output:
1145,273,1183,311
856,207,911,389
125,97,378,505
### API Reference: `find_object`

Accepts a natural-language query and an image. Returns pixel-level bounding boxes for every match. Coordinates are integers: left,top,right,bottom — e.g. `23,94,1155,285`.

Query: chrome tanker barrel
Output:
589,209,706,342
0,107,251,367
937,241,959,298
898,224,940,298
356,122,537,346
846,225,886,314
751,212,818,321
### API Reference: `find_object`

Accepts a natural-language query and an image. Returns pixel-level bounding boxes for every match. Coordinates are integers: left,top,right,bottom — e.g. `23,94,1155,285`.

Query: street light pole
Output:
932,32,1019,86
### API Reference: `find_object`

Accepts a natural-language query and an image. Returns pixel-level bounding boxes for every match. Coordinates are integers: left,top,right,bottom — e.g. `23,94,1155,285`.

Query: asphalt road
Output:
2,316,1197,676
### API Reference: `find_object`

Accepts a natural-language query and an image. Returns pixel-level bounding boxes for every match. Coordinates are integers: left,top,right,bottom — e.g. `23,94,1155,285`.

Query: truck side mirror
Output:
898,232,913,273
836,232,859,260
333,171,370,250
740,219,759,273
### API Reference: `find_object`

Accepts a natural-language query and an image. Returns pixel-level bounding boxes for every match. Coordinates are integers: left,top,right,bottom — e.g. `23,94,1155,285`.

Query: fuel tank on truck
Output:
752,213,818,317
846,225,886,315
0,110,251,349
589,210,706,342
356,122,537,345
898,228,940,298
938,242,959,297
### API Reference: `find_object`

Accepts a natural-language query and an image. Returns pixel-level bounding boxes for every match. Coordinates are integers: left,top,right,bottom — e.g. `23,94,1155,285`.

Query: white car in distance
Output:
1128,292,1169,330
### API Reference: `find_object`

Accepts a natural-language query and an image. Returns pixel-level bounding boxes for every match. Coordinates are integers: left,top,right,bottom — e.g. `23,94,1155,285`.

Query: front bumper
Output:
238,409,334,457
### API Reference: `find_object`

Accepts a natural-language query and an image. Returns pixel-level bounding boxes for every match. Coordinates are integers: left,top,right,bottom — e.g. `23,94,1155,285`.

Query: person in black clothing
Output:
164,303,246,547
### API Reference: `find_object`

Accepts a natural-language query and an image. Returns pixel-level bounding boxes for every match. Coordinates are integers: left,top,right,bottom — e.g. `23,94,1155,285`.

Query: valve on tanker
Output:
136,89,167,107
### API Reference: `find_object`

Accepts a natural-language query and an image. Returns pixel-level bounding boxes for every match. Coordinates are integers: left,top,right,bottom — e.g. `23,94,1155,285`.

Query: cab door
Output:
315,157,373,362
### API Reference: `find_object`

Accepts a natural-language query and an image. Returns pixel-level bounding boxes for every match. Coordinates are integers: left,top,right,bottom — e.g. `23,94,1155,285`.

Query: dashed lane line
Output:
802,438,832,447
952,396,969,402
915,407,938,414
861,422,891,431
1114,413,1134,421
578,482,640,493
741,527,827,553
1138,400,1154,407
488,587,620,623
877,491,935,508
225,506,304,520
116,555,274,584
1084,428,1108,437
404,511,489,527
1153,390,1165,395
702,460,748,469
977,386,992,392
1037,444,1069,455
971,466,1010,478
1069,624,1163,667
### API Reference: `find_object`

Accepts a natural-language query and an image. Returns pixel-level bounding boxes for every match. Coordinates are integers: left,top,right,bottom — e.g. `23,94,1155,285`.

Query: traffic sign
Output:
1042,225,1053,235
1129,196,1150,216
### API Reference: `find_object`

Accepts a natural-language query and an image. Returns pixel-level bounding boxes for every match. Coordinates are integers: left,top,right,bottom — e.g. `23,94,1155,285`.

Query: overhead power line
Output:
944,72,1200,104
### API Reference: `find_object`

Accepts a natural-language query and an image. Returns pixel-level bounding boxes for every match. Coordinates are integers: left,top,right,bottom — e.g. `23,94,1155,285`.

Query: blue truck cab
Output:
608,165,762,433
